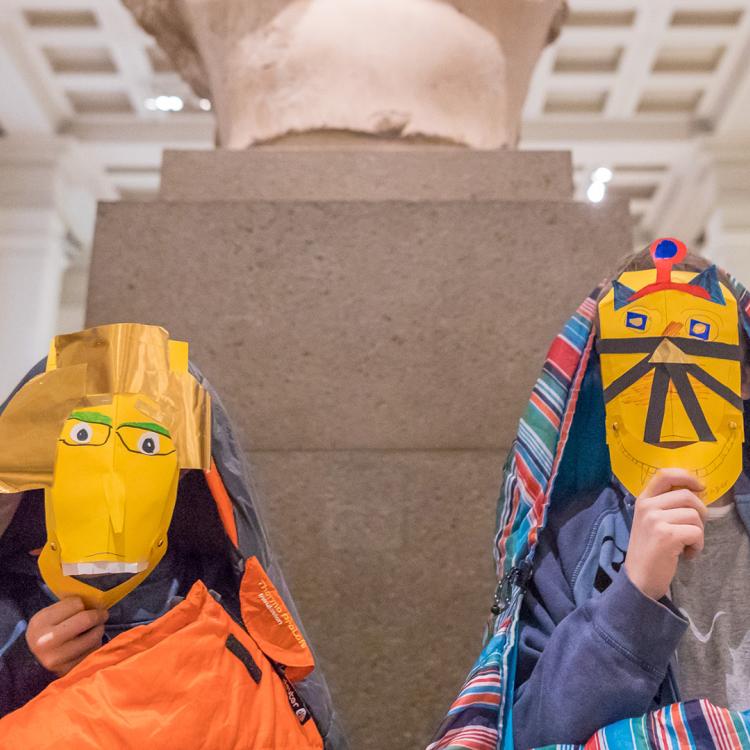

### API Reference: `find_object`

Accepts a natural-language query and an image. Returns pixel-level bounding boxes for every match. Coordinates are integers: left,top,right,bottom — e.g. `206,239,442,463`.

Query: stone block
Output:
249,449,503,750
87,199,631,452
87,152,633,748
159,149,573,202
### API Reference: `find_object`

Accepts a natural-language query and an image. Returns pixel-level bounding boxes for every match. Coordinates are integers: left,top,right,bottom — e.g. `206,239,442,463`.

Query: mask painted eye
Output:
689,319,712,340
626,311,648,331
69,422,93,445
116,424,174,456
137,432,161,455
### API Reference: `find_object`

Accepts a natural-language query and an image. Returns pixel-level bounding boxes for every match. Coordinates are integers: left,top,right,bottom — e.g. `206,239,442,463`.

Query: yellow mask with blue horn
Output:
597,238,743,505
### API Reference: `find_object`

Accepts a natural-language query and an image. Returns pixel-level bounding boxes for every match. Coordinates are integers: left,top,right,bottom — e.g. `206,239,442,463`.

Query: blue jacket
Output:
513,475,750,750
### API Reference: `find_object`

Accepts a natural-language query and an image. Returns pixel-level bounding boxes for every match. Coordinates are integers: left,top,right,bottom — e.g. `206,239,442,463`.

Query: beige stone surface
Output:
87,198,631,452
122,0,565,149
159,149,574,202
248,449,503,750
86,150,632,746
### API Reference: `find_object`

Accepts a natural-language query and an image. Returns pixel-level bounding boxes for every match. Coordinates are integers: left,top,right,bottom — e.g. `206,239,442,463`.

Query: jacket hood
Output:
496,273,750,591
429,269,750,750
0,357,347,749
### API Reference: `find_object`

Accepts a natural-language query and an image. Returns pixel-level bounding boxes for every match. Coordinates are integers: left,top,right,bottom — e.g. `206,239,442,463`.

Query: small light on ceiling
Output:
144,95,184,112
199,98,212,111
587,181,606,203
586,166,613,203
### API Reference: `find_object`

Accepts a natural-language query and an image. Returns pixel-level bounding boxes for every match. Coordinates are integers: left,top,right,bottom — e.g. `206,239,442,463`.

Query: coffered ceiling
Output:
1,0,749,248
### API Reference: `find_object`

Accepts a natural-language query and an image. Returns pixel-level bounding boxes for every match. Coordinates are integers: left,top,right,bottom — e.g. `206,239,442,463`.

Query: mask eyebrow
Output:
117,421,171,438
69,410,113,427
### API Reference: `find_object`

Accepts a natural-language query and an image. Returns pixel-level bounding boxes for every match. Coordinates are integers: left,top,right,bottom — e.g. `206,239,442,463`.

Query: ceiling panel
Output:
0,0,748,253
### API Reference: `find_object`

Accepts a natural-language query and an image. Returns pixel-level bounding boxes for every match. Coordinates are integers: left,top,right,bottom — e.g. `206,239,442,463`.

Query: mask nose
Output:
662,321,683,337
650,338,693,366
103,473,126,534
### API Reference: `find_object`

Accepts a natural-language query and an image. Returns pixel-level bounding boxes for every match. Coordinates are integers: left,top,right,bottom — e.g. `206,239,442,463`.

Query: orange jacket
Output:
0,558,324,749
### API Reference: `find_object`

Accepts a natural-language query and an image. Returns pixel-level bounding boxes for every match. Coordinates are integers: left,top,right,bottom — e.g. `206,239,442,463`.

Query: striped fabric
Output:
428,271,750,750
730,276,750,340
428,291,601,750
494,293,599,582
540,700,750,749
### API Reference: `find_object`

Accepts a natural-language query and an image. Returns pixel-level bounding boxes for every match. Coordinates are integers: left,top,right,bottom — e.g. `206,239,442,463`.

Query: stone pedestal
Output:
86,149,631,749
159,149,574,202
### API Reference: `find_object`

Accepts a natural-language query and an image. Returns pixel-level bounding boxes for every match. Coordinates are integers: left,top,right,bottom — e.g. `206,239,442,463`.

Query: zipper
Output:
491,560,532,616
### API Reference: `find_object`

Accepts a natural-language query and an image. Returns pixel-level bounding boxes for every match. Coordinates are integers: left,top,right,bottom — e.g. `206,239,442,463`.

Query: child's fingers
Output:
646,489,707,518
52,608,108,644
673,525,705,555
44,597,85,626
640,469,705,499
47,624,105,668
53,658,84,675
659,507,705,530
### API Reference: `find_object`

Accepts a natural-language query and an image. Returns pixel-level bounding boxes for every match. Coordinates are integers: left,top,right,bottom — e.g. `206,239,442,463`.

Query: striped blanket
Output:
543,700,750,750
428,275,750,750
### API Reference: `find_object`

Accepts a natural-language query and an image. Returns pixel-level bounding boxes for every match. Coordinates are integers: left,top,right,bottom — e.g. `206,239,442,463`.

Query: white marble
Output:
123,0,565,149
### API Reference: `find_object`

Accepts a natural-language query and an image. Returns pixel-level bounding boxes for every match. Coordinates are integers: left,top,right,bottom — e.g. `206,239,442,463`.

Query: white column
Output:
0,208,67,401
702,142,750,287
0,137,104,403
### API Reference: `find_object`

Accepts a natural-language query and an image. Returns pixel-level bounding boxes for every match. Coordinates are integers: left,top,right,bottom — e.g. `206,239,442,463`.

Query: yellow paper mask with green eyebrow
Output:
0,324,211,609
597,238,744,505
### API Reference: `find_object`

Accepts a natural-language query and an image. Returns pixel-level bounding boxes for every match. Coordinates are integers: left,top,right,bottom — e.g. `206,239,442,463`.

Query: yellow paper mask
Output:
0,324,211,608
597,238,744,505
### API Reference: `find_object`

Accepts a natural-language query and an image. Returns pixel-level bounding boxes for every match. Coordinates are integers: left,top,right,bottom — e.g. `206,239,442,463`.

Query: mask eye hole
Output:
116,424,175,457
69,422,92,445
689,319,712,340
61,418,111,447
626,311,648,331
137,432,160,455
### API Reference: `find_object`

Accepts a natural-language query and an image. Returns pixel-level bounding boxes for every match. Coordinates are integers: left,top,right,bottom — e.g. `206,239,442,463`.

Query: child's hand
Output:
624,468,707,601
26,598,109,676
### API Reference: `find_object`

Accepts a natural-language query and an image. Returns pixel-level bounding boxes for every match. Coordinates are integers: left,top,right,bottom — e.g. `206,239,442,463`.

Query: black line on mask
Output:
672,339,741,361
603,355,655,404
597,337,663,355
667,365,716,442
644,366,671,445
599,336,741,361
683,365,744,411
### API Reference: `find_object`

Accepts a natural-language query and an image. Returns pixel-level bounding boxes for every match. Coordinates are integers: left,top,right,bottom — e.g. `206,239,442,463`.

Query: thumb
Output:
683,545,701,561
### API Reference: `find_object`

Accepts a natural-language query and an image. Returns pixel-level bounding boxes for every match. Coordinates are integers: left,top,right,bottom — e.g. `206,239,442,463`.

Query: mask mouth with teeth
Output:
63,561,149,576
597,237,745,505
